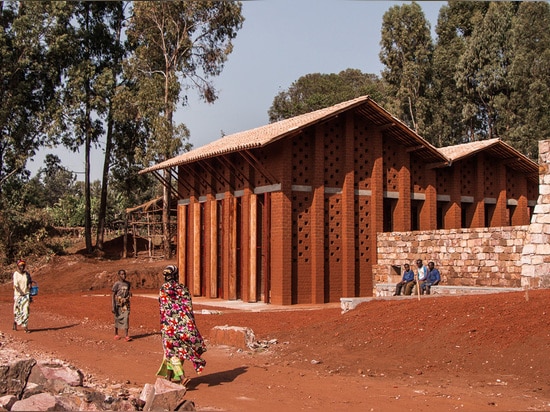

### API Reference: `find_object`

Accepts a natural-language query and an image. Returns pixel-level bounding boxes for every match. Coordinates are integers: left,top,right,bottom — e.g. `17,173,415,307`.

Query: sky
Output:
28,0,446,181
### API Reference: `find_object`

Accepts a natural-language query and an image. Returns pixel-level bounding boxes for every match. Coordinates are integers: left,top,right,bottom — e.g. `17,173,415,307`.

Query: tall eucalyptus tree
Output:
125,0,244,257
379,2,433,136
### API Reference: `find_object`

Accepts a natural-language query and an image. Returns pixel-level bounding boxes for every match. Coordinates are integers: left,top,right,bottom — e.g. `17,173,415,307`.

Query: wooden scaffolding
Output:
124,196,178,258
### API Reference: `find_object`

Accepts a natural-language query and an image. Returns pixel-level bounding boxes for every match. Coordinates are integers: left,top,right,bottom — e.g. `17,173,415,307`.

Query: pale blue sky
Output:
29,0,446,180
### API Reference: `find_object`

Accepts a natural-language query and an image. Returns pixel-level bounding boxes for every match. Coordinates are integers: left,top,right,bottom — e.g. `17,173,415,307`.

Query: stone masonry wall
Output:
520,140,550,288
374,226,528,288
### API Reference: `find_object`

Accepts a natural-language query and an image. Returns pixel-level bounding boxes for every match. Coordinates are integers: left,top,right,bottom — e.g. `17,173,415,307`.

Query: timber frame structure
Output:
124,196,178,258
140,96,538,305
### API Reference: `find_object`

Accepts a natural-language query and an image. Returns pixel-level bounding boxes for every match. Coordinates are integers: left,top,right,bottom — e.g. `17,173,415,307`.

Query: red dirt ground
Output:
1,244,550,411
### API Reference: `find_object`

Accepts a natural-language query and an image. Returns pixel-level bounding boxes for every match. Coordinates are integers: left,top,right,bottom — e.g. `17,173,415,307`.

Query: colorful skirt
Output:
14,294,30,327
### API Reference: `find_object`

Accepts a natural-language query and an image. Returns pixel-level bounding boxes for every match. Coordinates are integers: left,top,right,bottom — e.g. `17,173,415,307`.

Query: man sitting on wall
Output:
393,263,415,296
421,261,441,295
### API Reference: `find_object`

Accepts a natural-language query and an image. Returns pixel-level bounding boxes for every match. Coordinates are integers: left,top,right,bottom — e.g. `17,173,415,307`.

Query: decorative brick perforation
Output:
461,158,475,196
292,133,311,186
506,167,518,199
325,194,343,301
323,123,343,187
354,125,371,190
410,157,425,194
383,139,399,192
212,160,225,193
253,148,271,187
355,197,370,263
484,156,496,197
291,192,312,304
437,168,452,195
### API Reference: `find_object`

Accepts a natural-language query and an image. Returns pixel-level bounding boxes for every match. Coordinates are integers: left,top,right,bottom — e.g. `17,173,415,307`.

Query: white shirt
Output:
13,270,29,298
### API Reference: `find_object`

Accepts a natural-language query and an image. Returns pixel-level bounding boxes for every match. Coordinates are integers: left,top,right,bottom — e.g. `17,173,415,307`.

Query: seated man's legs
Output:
404,281,416,295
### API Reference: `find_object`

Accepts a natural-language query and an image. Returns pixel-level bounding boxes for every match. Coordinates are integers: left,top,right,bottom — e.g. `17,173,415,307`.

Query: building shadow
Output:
130,331,160,340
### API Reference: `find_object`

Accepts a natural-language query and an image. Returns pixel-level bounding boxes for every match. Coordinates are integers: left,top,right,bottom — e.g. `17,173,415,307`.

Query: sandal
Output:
114,335,121,340
125,336,132,342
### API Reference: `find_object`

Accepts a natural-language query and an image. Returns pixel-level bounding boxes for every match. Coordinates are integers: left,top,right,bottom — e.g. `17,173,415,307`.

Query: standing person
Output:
412,259,428,295
393,263,415,296
13,259,31,333
422,261,441,295
157,264,206,385
112,269,132,341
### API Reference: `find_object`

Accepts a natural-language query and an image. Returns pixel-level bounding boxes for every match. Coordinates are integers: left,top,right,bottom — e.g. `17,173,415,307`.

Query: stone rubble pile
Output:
0,334,195,411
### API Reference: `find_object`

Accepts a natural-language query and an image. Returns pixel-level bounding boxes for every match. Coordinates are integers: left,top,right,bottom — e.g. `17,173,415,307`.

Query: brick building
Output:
141,96,538,305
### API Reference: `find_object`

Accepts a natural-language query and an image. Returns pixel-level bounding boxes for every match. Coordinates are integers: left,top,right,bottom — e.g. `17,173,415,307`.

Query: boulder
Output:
0,359,36,398
140,377,187,411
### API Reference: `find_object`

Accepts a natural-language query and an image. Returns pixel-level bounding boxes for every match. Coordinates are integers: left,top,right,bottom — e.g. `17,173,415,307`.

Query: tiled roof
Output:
438,138,538,180
438,138,501,160
140,95,448,174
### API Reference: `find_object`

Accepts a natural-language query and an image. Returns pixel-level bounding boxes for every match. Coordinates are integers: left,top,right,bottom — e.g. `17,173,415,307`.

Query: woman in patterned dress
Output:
157,265,206,384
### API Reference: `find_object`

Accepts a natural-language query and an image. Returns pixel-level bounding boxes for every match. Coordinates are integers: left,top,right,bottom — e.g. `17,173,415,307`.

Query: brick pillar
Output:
512,175,530,226
445,164,462,229
311,125,325,303
270,146,293,305
395,149,411,231
370,130,384,265
471,156,486,227
492,164,508,226
341,113,356,297
420,168,437,230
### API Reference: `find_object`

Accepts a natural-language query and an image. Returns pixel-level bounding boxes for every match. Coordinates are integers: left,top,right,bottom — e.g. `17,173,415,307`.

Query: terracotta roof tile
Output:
141,96,371,174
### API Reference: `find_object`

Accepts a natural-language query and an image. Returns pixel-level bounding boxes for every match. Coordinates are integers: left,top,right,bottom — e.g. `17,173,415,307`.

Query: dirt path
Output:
1,253,550,411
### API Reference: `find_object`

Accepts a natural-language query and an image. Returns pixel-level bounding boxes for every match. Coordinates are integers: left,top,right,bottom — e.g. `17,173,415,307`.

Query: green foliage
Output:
379,2,433,134
268,69,387,122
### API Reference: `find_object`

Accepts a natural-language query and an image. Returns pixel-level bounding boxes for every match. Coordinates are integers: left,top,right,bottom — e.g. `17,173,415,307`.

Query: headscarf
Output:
17,259,26,267
163,265,178,282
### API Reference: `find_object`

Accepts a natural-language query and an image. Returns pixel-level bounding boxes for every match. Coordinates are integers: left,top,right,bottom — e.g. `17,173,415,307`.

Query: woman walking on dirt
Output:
112,269,132,341
13,259,32,333
157,264,206,385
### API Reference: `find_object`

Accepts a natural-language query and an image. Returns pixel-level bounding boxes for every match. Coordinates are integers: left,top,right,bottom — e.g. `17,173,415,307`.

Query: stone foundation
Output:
520,140,550,288
375,226,527,289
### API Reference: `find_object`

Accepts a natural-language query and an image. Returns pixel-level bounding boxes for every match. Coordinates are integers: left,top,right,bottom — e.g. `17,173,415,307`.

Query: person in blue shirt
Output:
393,263,415,296
421,261,441,295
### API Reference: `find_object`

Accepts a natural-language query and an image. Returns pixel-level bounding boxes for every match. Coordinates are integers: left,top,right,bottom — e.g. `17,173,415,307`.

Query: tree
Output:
268,69,387,122
379,2,433,135
428,1,489,146
455,2,518,141
506,1,550,159
126,0,244,257
0,2,69,194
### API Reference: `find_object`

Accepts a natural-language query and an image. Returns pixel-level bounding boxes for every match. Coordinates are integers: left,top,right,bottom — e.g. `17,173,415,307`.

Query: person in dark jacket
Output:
393,263,415,296
421,261,441,295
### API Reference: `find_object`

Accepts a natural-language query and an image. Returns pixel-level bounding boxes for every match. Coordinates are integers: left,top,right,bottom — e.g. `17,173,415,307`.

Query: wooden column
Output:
341,112,356,298
311,124,326,304
192,198,201,296
249,193,257,302
209,196,218,298
177,203,187,281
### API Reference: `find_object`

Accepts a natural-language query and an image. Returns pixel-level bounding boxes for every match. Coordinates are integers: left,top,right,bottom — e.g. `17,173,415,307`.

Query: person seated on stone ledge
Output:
421,261,441,295
409,259,428,295
393,263,415,296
